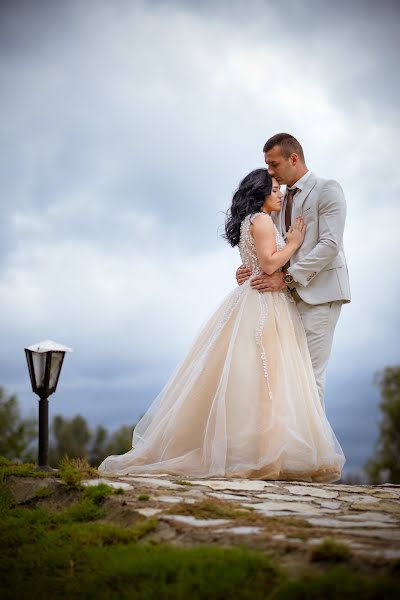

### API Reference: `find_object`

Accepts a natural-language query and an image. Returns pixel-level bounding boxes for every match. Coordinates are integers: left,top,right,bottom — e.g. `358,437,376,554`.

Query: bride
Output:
98,169,345,482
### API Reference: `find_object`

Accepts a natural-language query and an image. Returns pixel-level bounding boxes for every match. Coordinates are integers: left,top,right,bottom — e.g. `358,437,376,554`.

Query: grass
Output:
310,537,352,563
390,558,400,576
58,482,125,521
165,498,253,520
138,494,150,501
0,482,286,599
269,565,400,599
175,479,193,486
129,517,159,539
0,457,50,481
62,496,108,521
58,456,99,489
0,456,99,488
0,481,15,511
83,482,115,505
33,485,55,499
1,501,399,600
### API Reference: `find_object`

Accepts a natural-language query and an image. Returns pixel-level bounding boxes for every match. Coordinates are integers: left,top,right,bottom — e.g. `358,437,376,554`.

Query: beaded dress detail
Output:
99,212,345,482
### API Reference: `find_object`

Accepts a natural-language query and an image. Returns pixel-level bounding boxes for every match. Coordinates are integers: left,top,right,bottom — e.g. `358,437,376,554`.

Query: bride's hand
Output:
286,216,306,248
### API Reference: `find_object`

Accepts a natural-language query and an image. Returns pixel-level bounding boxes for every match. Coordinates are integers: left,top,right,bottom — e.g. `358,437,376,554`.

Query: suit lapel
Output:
293,173,318,219
276,173,318,238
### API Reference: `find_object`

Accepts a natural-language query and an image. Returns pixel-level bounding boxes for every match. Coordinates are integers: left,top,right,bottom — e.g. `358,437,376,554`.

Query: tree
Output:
364,365,400,484
89,423,135,466
49,415,136,467
50,414,92,466
106,424,133,455
89,425,109,466
0,387,36,461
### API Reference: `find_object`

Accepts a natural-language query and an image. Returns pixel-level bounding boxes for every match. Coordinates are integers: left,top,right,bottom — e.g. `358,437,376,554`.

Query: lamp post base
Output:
35,465,59,473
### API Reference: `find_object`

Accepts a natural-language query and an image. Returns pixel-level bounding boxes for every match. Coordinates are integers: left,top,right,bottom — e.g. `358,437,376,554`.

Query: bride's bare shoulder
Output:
249,212,273,226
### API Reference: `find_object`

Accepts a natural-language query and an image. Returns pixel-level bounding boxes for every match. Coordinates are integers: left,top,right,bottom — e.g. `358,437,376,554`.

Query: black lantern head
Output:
25,340,73,398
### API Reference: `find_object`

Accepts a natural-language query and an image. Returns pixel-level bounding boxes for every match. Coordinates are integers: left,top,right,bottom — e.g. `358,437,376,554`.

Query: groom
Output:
237,133,351,411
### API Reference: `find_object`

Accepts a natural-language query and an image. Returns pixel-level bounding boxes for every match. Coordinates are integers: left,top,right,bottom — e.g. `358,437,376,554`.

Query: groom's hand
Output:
250,272,286,292
236,265,252,285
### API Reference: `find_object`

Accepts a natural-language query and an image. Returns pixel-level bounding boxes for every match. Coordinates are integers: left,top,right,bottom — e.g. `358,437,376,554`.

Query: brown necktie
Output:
285,186,298,232
283,186,298,273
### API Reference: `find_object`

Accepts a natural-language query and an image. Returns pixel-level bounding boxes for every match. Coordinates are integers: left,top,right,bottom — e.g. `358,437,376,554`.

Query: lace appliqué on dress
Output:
238,213,294,399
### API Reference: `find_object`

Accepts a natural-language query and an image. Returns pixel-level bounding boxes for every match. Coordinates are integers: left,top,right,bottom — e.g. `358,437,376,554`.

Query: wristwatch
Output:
283,273,295,285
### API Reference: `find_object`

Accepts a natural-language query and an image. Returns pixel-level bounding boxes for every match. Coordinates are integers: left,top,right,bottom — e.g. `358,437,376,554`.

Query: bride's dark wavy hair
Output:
223,168,273,247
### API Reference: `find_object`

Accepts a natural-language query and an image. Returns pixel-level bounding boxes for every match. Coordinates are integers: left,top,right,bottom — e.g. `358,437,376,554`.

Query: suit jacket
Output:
272,172,351,305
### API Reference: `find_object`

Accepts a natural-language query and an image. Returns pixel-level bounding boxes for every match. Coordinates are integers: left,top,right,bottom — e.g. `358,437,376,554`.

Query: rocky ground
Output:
7,471,400,579
95,474,400,572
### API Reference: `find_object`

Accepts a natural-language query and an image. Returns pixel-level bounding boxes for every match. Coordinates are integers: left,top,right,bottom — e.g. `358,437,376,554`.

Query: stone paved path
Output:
83,473,400,570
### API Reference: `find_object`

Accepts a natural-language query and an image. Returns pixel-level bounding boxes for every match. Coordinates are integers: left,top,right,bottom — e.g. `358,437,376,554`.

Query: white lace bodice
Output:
238,212,286,276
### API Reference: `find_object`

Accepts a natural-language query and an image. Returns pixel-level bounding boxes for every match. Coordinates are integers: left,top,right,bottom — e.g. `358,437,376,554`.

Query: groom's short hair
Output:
263,133,305,163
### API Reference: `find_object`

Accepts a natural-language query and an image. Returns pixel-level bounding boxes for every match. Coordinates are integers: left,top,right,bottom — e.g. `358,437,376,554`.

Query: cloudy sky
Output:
1,0,399,477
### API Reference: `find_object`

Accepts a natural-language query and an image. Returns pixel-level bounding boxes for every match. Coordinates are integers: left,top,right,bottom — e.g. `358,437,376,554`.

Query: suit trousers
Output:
291,291,342,412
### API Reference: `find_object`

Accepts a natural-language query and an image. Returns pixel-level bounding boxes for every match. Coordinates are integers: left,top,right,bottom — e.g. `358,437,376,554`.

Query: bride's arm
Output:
252,213,305,275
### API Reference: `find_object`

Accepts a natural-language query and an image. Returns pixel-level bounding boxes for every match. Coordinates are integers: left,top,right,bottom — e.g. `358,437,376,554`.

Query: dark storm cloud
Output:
0,0,252,268
153,0,400,114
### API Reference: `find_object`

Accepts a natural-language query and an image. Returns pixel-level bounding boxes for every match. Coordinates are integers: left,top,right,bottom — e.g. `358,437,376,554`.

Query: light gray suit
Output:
272,171,351,410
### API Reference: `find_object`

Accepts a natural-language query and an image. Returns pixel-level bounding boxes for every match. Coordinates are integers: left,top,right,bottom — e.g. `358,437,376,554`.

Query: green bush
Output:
310,537,352,563
33,486,54,499
83,483,114,505
62,497,107,522
58,456,98,489
0,458,50,481
270,565,399,599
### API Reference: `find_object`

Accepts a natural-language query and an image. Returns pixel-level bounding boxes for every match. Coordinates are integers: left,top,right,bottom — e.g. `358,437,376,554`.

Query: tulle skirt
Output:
98,281,345,482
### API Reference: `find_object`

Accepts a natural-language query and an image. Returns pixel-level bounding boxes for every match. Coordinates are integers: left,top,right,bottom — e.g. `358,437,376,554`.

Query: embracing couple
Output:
99,133,350,483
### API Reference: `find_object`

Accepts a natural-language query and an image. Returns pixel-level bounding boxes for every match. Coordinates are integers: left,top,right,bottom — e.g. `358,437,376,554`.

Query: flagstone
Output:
119,474,170,479
371,491,400,499
156,495,196,504
339,494,379,504
272,533,287,540
189,480,271,491
352,501,400,514
242,500,326,515
126,477,183,489
162,515,231,527
215,526,264,535
336,485,383,493
135,507,163,517
339,512,396,523
206,492,256,502
317,500,342,509
255,492,317,502
283,485,339,499
350,528,400,541
306,517,393,528
82,478,132,491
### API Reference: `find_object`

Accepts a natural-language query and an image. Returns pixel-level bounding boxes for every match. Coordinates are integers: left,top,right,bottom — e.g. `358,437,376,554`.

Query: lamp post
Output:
25,340,73,471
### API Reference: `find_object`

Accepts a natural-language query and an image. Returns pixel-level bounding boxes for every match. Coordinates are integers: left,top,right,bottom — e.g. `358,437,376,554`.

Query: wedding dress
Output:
98,212,345,482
